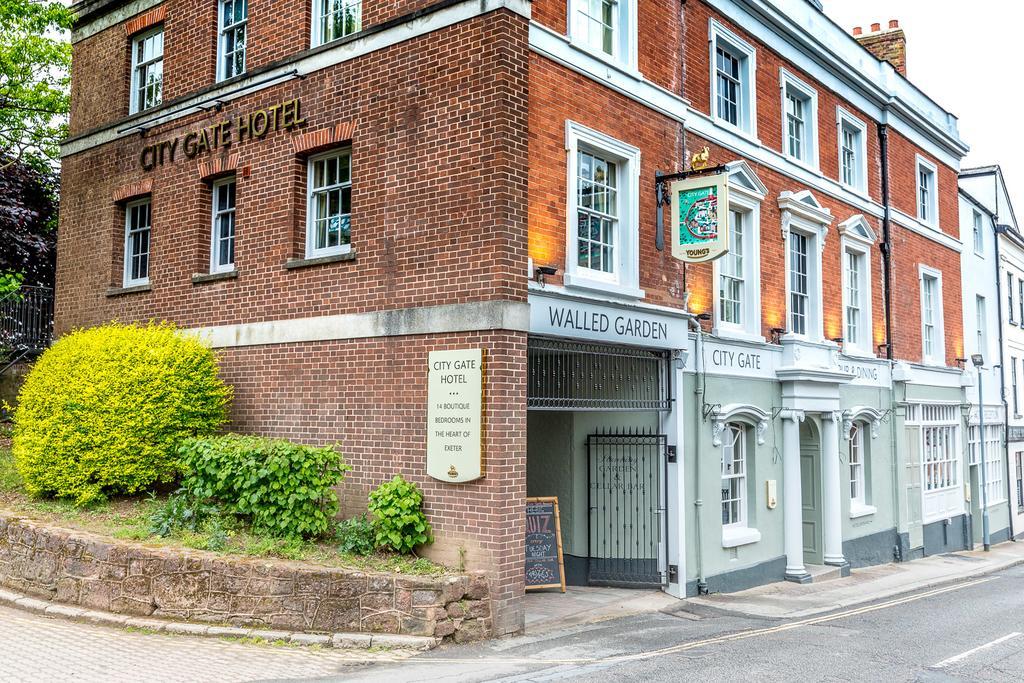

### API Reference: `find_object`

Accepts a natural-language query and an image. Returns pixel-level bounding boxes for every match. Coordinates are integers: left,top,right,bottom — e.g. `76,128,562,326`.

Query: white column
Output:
782,409,809,581
822,411,847,567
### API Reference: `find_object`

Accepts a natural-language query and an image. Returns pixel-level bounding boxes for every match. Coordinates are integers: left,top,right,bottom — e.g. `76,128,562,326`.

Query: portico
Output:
777,338,854,582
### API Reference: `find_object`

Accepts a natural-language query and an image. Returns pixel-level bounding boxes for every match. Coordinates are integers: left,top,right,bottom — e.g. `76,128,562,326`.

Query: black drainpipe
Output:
878,124,894,360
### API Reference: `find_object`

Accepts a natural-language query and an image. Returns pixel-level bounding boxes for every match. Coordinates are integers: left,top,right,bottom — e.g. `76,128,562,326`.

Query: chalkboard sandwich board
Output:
525,496,566,592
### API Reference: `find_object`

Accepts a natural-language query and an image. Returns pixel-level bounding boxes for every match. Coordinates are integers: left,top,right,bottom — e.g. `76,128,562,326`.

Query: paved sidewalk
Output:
0,603,416,683
687,540,1024,618
525,586,679,633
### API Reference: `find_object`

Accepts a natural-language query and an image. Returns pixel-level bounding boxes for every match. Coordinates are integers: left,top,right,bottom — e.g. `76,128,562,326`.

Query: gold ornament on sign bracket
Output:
690,146,710,171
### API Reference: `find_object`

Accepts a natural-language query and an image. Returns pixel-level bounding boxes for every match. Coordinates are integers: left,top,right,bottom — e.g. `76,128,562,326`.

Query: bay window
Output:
968,424,1005,505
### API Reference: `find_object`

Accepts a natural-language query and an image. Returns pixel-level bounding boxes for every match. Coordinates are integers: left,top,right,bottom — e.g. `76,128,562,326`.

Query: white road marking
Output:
932,632,1022,669
398,576,995,667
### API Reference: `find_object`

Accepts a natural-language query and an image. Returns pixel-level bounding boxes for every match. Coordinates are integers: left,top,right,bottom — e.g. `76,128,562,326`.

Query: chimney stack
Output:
854,19,907,77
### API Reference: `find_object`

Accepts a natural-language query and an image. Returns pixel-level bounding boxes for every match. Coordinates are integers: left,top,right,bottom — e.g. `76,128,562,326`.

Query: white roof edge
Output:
731,0,969,159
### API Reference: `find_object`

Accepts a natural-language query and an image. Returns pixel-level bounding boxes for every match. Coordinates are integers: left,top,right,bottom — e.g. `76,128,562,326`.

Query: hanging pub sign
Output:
426,348,485,483
669,172,730,263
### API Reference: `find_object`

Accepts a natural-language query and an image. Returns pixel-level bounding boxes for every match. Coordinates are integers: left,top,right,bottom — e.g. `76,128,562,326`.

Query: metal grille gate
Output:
587,428,668,587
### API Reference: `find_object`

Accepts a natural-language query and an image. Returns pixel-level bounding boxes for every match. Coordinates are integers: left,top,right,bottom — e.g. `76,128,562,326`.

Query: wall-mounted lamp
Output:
696,312,712,321
955,357,968,370
534,264,559,286
831,337,844,351
971,353,985,368
672,349,689,369
877,342,890,356
770,327,786,345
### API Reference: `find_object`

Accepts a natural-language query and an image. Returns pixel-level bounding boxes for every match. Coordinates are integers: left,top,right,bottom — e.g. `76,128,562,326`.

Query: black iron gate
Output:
587,428,668,587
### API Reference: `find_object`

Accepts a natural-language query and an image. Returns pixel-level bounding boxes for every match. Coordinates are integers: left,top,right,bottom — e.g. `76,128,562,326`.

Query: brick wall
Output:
58,12,529,334
60,8,530,635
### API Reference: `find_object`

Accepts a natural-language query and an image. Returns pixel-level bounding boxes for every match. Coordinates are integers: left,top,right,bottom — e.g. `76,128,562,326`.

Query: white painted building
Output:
961,166,1022,541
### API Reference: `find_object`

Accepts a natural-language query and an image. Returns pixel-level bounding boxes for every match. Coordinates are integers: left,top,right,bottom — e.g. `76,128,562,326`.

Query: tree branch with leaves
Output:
0,0,73,167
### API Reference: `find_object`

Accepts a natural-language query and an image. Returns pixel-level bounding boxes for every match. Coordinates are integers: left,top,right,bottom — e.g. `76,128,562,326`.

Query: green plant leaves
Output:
367,475,433,554
176,434,349,540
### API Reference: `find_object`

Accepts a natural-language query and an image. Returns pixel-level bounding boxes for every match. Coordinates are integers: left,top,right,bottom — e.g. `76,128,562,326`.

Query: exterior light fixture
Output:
534,265,558,286
831,337,844,350
770,327,786,345
696,312,712,321
971,353,984,368
955,357,968,370
877,342,890,355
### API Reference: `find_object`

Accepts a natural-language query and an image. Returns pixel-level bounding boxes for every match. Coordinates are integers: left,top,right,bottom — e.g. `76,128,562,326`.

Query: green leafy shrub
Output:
13,323,231,505
368,475,433,554
177,434,349,539
336,514,376,555
148,491,219,538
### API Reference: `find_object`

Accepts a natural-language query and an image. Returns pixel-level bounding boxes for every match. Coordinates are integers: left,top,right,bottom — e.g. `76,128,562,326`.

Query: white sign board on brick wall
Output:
426,349,485,483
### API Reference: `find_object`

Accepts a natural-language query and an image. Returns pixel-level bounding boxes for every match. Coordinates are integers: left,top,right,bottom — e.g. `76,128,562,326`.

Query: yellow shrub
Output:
12,322,232,505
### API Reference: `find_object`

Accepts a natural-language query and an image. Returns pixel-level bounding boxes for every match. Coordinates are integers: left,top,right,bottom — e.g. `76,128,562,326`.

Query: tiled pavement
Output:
0,604,416,683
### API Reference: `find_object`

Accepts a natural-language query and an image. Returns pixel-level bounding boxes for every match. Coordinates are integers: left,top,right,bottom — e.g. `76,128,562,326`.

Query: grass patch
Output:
0,447,449,576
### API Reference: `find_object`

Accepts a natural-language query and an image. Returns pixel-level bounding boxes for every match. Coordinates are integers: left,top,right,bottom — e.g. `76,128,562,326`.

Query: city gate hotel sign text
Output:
137,98,307,170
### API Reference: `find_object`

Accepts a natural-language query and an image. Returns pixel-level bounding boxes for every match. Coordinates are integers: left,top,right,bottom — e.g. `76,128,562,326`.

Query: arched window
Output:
721,423,747,528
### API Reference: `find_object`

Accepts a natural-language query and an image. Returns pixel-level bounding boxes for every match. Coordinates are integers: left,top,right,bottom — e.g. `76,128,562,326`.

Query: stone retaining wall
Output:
0,512,492,642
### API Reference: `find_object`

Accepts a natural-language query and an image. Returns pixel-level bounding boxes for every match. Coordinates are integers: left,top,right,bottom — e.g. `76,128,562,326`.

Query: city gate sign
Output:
669,172,731,263
138,98,307,171
426,348,485,483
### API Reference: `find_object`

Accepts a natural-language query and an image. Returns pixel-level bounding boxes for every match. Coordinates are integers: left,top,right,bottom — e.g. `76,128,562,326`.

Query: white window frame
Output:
910,403,963,523
567,0,638,70
968,424,1005,506
311,0,362,48
129,26,164,115
837,107,868,194
919,265,945,365
975,294,988,361
305,148,353,259
217,0,248,82
780,191,831,342
849,422,867,508
838,215,876,356
1007,272,1014,325
123,197,152,287
709,20,757,139
714,411,763,548
780,69,818,169
1013,357,1020,417
564,120,642,298
713,162,766,341
210,177,237,273
916,155,939,226
972,209,984,256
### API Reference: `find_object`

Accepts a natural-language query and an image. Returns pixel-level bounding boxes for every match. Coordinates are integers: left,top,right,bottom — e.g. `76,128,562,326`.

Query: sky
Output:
822,0,1024,213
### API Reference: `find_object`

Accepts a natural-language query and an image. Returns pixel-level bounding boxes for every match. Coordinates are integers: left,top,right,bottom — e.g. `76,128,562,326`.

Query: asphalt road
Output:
2,566,1022,682
316,564,1024,683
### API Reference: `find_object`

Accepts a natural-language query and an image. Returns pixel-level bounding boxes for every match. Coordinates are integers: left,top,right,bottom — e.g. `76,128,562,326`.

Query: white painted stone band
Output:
187,300,531,349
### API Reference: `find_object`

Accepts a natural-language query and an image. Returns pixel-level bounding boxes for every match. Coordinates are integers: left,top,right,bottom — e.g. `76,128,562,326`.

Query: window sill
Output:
849,504,876,519
285,251,356,270
712,327,765,344
712,118,761,146
563,272,644,300
841,346,877,360
106,283,151,297
722,526,761,548
567,39,642,80
192,270,238,285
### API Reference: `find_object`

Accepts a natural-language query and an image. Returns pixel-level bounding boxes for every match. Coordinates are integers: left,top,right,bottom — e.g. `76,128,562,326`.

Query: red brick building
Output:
60,0,971,633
